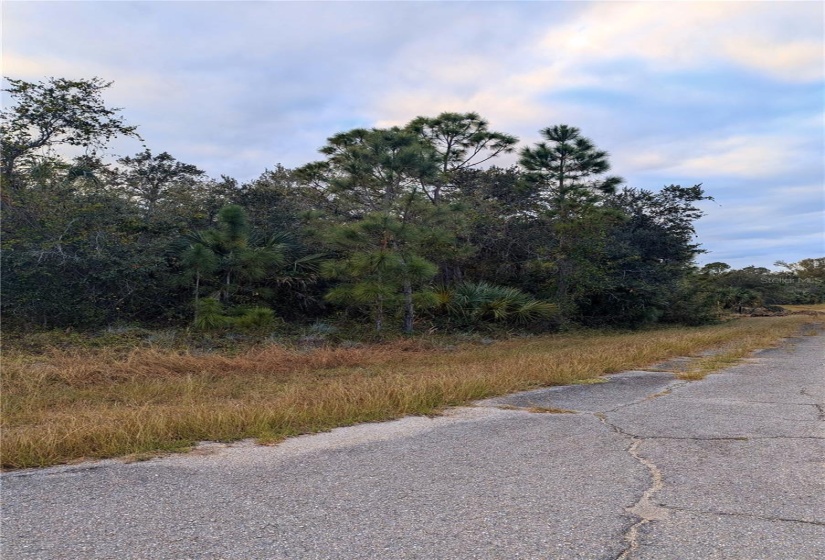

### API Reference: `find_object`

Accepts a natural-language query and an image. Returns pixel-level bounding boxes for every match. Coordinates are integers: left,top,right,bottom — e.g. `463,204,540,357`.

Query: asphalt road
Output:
3,333,823,559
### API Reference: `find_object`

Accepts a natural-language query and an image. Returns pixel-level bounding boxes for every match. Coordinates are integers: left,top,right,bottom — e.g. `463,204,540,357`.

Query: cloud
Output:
667,134,811,179
724,38,824,83
534,2,824,83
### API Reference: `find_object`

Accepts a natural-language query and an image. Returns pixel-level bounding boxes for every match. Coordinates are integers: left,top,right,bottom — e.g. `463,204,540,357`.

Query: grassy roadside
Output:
2,315,821,469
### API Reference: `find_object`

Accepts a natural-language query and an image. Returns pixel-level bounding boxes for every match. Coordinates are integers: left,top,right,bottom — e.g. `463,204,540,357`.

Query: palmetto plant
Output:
437,281,557,327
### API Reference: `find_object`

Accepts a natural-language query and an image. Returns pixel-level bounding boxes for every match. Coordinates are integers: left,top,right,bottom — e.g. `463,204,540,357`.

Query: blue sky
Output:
3,1,823,268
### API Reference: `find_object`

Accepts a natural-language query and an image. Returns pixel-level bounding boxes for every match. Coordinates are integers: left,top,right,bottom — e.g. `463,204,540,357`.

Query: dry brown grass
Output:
782,303,825,314
2,315,820,469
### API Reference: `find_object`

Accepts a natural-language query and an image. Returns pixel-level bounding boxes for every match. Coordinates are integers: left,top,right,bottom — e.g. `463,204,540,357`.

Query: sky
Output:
2,1,823,269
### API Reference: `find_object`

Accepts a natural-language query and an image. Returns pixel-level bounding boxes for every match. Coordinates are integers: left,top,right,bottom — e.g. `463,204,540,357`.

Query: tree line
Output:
2,78,822,334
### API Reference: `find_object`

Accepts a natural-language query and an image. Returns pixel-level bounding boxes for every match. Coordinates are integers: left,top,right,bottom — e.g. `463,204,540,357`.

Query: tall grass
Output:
2,316,820,469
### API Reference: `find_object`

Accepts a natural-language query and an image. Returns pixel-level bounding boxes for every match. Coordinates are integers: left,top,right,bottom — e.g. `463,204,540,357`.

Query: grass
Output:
782,303,825,314
2,315,821,469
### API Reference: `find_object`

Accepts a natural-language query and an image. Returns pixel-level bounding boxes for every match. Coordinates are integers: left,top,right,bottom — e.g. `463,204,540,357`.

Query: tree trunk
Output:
375,296,384,333
194,271,200,321
402,278,414,334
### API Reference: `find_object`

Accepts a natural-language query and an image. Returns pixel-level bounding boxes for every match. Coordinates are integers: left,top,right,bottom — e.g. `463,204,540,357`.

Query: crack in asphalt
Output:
612,438,669,560
663,505,825,527
800,389,825,421
595,367,825,560
593,413,665,560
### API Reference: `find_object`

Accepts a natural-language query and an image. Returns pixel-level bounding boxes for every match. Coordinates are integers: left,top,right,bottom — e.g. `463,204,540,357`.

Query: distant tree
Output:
776,258,825,281
117,149,205,221
700,262,731,275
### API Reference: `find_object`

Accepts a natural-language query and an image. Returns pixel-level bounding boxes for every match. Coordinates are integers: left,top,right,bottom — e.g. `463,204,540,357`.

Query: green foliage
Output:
516,125,627,322
405,112,518,204
436,282,557,328
234,307,277,330
1,77,140,187
572,185,714,326
179,205,287,306
321,213,440,333
2,80,761,334
519,124,623,216
696,260,825,308
194,298,229,330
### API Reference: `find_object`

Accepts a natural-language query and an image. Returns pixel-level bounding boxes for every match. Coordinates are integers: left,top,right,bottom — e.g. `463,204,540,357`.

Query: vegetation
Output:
697,259,825,311
8,76,817,335
3,315,820,469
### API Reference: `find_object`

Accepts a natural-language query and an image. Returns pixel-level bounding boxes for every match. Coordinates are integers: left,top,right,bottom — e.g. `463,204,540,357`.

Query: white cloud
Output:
534,2,824,83
616,127,821,181
670,135,808,179
724,38,824,83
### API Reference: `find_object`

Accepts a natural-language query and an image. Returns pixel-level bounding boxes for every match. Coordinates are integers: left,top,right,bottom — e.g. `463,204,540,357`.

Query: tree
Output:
776,258,825,281
180,242,218,318
579,185,713,326
701,262,731,275
322,212,439,334
299,127,454,333
117,149,205,221
1,77,140,189
405,112,518,205
0,154,170,328
519,124,623,218
179,205,286,309
297,126,439,217
519,125,624,317
448,166,542,287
